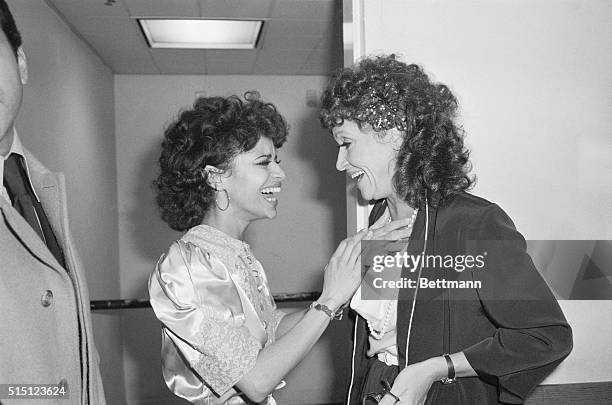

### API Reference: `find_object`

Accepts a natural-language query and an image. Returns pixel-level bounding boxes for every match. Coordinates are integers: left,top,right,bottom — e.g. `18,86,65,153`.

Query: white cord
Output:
347,317,359,402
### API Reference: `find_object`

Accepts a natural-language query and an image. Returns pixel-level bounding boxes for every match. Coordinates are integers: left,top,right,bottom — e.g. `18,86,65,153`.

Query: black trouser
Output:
359,359,400,404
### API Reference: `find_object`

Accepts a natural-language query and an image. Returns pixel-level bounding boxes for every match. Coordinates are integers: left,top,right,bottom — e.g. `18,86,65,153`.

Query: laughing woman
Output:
320,56,573,405
149,92,413,405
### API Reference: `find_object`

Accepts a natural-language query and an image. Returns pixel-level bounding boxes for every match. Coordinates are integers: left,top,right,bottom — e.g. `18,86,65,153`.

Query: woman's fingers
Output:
386,216,414,230
339,229,368,265
364,215,416,239
344,228,368,250
378,227,414,240
331,237,350,259
370,226,413,240
328,228,368,274
347,236,366,270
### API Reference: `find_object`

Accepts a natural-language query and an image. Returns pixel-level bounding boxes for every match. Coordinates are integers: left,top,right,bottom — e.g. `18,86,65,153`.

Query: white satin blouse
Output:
149,225,285,404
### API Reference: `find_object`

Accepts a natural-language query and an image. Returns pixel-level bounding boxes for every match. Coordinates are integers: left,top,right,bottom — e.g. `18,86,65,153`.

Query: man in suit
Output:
0,1,106,403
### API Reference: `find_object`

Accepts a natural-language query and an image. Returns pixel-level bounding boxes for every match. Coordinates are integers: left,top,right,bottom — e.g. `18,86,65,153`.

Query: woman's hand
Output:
378,357,446,405
319,218,416,310
319,228,369,309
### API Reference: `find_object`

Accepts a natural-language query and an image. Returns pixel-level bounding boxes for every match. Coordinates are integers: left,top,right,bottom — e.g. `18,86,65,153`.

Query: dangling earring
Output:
215,189,230,211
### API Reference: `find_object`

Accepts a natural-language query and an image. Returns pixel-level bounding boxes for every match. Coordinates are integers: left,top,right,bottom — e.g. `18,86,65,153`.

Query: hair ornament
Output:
354,85,408,132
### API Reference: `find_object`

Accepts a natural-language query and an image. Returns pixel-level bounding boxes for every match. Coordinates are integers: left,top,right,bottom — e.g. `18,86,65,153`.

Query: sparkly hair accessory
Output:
354,81,408,132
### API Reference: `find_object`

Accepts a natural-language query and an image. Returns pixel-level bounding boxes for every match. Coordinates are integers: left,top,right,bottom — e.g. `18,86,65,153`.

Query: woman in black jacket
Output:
319,55,573,404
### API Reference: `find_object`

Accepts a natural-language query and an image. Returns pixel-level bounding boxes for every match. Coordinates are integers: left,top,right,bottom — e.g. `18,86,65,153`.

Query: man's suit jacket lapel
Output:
32,167,64,251
0,192,64,273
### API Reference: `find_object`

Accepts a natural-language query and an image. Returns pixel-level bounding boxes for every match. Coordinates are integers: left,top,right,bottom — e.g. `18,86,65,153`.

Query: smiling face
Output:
221,136,286,224
0,28,26,154
333,120,403,201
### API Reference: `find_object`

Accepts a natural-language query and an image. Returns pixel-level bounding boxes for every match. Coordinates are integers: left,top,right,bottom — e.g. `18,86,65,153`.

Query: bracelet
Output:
441,354,457,384
310,301,343,320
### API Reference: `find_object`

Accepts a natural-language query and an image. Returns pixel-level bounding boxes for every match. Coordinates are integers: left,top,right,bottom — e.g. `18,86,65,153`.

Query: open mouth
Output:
261,186,281,203
349,170,365,182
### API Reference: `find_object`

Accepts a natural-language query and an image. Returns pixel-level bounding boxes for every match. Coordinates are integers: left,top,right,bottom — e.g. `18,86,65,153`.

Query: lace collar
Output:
182,224,255,271
186,224,248,250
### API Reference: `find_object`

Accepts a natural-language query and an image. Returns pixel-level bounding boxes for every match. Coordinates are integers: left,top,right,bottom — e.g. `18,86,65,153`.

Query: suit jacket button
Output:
41,290,54,307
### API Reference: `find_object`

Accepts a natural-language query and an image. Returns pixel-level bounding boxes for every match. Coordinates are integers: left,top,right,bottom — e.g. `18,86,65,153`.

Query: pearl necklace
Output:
367,208,418,340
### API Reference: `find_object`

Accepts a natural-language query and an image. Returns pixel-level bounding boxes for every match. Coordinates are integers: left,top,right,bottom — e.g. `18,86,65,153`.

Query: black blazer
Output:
348,192,573,404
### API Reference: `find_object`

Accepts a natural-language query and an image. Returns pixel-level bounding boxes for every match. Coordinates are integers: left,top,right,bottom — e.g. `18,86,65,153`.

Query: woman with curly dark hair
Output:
148,92,413,404
320,55,572,405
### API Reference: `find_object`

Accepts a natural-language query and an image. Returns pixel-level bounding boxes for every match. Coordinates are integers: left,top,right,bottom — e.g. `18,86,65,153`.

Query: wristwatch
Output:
310,301,343,320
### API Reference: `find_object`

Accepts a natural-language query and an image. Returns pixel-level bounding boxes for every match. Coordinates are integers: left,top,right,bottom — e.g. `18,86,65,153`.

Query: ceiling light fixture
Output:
138,19,263,49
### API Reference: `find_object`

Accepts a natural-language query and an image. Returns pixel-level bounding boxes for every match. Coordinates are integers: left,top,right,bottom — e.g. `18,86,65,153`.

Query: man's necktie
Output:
3,153,66,268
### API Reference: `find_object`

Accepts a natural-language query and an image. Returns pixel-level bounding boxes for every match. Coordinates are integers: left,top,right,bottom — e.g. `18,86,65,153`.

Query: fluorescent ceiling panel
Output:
139,19,263,49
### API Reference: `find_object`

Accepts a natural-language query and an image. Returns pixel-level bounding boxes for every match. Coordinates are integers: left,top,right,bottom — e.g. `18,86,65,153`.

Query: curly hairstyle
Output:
155,91,288,231
320,54,474,208
0,0,22,56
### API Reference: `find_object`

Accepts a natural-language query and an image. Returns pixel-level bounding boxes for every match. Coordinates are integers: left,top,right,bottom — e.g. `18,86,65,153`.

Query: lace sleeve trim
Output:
191,316,262,396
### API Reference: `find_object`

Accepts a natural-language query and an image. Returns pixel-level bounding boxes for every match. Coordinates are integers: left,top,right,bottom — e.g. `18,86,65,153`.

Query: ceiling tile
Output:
297,63,328,75
270,0,338,20
150,50,208,74
198,0,273,19
46,0,130,18
263,34,322,51
46,0,342,75
205,50,258,74
256,49,310,66
308,28,341,54
299,58,341,76
252,49,310,74
66,16,157,74
265,19,332,37
123,0,199,17
106,54,159,74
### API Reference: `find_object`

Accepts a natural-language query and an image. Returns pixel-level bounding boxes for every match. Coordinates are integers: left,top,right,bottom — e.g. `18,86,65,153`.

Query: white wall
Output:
355,0,612,385
114,75,349,404
7,0,124,403
360,0,612,240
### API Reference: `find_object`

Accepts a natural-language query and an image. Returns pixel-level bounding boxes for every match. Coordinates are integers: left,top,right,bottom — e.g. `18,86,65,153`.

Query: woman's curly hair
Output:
155,91,288,231
320,55,474,207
